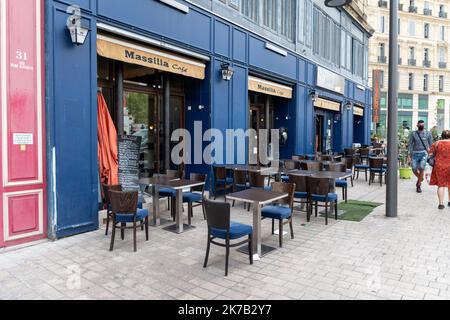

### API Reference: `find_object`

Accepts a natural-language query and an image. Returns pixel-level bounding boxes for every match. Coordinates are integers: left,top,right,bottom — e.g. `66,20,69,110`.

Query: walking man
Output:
408,120,433,193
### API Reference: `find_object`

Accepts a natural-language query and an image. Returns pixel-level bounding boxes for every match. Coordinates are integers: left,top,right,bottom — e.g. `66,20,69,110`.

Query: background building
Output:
368,0,450,139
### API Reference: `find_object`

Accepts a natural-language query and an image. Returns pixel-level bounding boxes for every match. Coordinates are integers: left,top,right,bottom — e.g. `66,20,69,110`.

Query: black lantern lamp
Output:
309,90,319,102
221,62,234,81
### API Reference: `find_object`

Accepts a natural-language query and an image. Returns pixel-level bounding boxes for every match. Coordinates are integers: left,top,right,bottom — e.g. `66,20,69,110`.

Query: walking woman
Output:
429,130,450,210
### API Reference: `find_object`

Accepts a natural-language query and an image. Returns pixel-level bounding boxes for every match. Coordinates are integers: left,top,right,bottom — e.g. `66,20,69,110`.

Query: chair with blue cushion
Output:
213,166,233,199
288,174,310,213
232,170,249,208
108,190,149,252
307,177,338,225
183,173,207,224
203,199,253,276
282,160,300,182
369,157,387,187
328,162,349,203
353,156,369,181
159,169,183,221
261,182,296,248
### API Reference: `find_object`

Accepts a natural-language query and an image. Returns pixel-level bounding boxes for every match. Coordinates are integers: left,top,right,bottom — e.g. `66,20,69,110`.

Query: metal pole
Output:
386,0,399,218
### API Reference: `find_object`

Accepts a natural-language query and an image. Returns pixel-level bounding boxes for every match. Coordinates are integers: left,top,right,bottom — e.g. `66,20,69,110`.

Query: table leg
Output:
252,202,261,260
175,189,183,234
152,185,160,226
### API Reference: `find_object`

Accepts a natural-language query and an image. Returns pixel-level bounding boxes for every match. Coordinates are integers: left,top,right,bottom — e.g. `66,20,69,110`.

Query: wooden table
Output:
157,179,206,234
311,171,353,180
226,188,288,260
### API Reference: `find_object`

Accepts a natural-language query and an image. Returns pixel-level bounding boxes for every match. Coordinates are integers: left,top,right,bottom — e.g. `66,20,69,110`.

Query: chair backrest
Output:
203,198,230,231
213,166,227,180
328,162,346,173
344,148,355,157
189,173,207,193
249,171,265,188
233,170,247,185
167,169,182,179
369,157,384,169
308,177,333,197
292,155,305,161
102,184,122,206
360,148,370,157
320,155,332,162
307,161,322,171
271,182,295,208
284,160,300,170
344,157,354,170
289,175,308,193
109,190,138,215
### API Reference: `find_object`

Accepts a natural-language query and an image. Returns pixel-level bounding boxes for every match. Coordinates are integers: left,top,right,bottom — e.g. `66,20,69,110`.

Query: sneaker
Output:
416,186,422,193
439,205,445,210
448,202,450,207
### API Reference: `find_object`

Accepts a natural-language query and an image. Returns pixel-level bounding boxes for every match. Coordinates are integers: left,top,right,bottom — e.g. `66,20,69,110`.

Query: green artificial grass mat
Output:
320,200,383,222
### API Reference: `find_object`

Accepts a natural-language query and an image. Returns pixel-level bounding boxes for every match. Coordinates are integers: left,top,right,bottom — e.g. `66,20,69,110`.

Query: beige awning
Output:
97,34,206,80
248,76,293,99
353,106,364,116
314,98,341,112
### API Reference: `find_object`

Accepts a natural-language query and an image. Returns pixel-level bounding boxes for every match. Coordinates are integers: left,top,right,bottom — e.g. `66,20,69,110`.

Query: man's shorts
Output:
412,151,428,172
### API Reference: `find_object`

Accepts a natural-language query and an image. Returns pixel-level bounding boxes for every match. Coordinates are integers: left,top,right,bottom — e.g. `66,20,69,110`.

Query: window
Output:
409,20,416,36
441,25,446,41
352,39,364,78
424,23,430,39
423,74,429,91
263,0,277,31
408,73,414,91
379,16,385,33
380,70,385,88
437,99,446,132
280,0,294,39
439,75,444,92
419,94,429,110
439,47,446,63
418,112,429,130
424,48,430,61
241,0,258,22
379,43,386,61
408,47,415,60
398,112,413,130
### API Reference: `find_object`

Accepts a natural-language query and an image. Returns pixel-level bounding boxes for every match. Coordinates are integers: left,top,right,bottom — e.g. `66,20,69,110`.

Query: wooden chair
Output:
353,156,369,181
160,169,183,221
261,182,296,247
306,161,322,172
232,170,249,208
289,174,310,213
203,199,253,276
182,173,207,224
247,171,267,211
369,157,386,186
307,177,338,225
292,155,306,161
213,166,233,199
328,162,349,203
108,190,149,252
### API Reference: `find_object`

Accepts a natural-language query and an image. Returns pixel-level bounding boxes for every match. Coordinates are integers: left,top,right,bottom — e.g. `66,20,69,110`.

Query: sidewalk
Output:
1,177,450,300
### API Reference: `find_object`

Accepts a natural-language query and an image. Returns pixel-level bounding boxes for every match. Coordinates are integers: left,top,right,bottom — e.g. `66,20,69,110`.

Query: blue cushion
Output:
294,191,308,199
116,209,149,223
159,188,176,197
216,177,233,185
183,192,202,203
264,186,272,191
355,164,369,169
211,221,252,240
370,168,387,173
336,180,347,188
235,183,250,189
281,175,289,182
261,205,292,220
311,193,338,202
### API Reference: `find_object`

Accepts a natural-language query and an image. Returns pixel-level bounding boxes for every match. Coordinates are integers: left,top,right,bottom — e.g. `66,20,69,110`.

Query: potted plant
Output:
398,128,413,179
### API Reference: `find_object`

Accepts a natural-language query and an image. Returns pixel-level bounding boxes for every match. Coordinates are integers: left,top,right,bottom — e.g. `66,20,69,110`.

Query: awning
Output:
248,76,293,99
314,98,341,112
353,106,364,116
97,34,206,80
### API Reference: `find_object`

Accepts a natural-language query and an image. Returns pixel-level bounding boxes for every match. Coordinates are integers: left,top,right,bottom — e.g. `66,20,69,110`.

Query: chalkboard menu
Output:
118,135,142,191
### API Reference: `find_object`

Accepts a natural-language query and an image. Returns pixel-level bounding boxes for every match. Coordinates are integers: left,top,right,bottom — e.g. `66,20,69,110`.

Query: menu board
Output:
118,135,142,191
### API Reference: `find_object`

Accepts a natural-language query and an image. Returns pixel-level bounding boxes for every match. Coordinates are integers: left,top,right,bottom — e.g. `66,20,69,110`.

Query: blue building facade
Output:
45,0,373,239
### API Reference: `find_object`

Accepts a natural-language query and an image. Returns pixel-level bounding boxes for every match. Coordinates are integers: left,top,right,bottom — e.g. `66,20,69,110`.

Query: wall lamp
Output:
345,102,353,111
309,90,319,102
220,62,234,81
325,0,352,8
66,5,90,46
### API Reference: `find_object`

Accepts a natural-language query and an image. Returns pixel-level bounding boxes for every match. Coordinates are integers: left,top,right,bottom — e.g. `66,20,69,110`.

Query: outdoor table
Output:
223,164,267,173
225,188,288,260
138,176,179,227
311,170,353,180
287,170,319,176
157,179,206,234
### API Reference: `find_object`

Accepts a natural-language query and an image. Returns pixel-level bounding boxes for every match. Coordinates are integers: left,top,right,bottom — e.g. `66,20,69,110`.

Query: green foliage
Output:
320,200,383,222
126,92,148,125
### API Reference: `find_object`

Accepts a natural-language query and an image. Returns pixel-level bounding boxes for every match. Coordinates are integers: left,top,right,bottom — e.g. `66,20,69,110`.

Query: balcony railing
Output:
378,0,388,8
424,8,433,16
439,11,448,18
439,61,447,68
423,60,431,67
409,6,418,13
408,59,417,66
378,56,387,63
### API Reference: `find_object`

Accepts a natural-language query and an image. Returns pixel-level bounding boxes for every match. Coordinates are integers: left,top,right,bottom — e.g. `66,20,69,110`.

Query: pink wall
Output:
0,0,46,247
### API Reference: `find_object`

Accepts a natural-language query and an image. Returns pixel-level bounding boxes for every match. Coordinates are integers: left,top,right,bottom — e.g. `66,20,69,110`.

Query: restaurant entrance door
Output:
249,93,274,165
